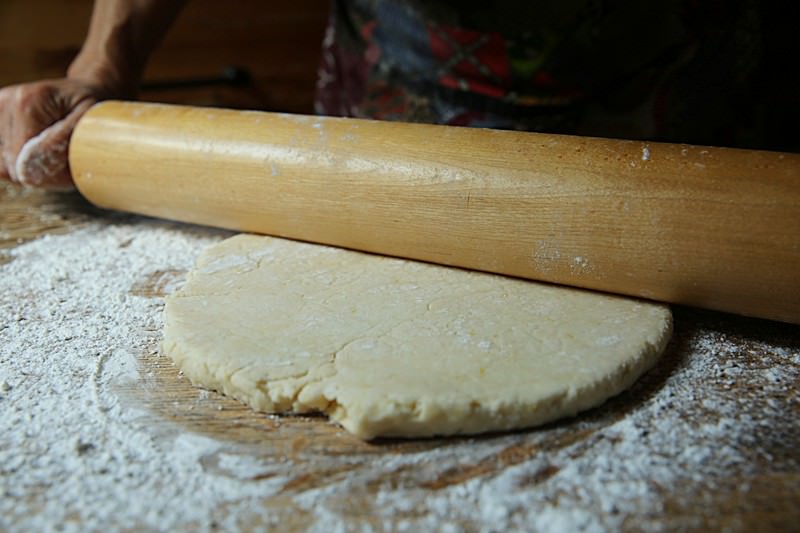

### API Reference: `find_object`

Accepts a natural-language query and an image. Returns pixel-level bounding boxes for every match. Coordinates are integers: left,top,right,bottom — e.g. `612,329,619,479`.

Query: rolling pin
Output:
69,101,800,324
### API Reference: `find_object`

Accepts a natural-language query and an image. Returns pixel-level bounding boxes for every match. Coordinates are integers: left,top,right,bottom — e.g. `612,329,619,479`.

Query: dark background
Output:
1,0,796,152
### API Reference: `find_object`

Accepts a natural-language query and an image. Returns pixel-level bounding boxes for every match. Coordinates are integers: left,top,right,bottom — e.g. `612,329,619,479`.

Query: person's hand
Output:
0,79,106,189
1,0,186,190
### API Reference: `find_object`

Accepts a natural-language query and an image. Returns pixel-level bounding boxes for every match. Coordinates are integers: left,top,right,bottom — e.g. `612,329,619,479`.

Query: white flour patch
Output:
1,215,798,532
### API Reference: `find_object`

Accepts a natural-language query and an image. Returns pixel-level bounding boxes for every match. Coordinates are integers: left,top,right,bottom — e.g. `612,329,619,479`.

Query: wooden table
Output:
2,182,798,531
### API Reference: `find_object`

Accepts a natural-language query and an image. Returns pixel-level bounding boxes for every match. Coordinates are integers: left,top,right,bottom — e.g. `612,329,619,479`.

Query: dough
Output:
163,235,672,439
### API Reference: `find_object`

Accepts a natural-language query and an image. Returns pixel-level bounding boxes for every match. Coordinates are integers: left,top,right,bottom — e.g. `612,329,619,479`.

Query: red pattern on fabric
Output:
428,26,510,99
445,110,488,127
362,81,407,120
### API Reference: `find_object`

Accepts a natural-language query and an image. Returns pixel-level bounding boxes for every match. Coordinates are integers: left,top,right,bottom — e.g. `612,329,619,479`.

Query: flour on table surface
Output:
1,215,798,532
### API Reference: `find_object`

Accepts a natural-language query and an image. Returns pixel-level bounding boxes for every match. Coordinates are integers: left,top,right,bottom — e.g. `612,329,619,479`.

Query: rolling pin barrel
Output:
69,101,800,323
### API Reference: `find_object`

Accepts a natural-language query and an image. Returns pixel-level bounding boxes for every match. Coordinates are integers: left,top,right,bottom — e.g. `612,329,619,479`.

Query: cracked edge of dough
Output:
163,301,672,440
326,315,671,439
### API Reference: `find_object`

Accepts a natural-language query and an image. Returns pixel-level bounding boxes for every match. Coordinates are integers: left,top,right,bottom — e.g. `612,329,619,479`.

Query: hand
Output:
0,79,107,189
1,0,186,190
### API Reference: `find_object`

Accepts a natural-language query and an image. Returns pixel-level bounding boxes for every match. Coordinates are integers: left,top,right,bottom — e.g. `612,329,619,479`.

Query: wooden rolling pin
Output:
69,101,800,324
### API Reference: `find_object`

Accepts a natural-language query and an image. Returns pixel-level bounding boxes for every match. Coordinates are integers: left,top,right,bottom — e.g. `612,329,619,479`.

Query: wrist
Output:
67,50,140,99
67,8,150,99
65,0,185,100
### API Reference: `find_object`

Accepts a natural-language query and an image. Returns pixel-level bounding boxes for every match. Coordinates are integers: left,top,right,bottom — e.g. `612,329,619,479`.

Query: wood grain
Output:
3,181,799,531
70,101,800,323
0,183,94,249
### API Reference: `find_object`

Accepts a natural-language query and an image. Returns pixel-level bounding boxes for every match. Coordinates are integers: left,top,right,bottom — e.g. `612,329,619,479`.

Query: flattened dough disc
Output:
163,235,672,439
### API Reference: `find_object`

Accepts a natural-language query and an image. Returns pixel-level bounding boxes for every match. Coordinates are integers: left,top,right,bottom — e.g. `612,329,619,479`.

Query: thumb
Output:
15,99,94,189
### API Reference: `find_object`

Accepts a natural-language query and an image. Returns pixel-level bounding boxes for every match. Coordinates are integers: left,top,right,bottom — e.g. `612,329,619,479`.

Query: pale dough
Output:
163,235,672,439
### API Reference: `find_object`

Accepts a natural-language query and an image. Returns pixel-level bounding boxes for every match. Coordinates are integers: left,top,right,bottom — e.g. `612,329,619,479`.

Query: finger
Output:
16,99,94,189
0,91,16,183
3,85,35,183
5,83,68,184
2,141,18,183
0,154,12,183
0,141,12,182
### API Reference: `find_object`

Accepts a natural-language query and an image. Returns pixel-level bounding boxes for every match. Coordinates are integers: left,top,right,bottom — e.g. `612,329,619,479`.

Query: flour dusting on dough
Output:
164,235,672,439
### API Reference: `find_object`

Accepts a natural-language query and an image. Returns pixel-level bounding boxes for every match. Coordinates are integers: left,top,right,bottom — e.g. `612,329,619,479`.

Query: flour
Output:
14,101,92,189
1,213,798,532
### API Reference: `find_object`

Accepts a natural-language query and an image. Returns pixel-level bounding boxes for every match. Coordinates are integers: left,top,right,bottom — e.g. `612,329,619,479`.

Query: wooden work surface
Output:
2,182,799,532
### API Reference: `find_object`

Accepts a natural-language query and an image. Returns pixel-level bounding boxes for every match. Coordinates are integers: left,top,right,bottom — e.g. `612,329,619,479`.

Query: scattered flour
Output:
1,214,798,532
